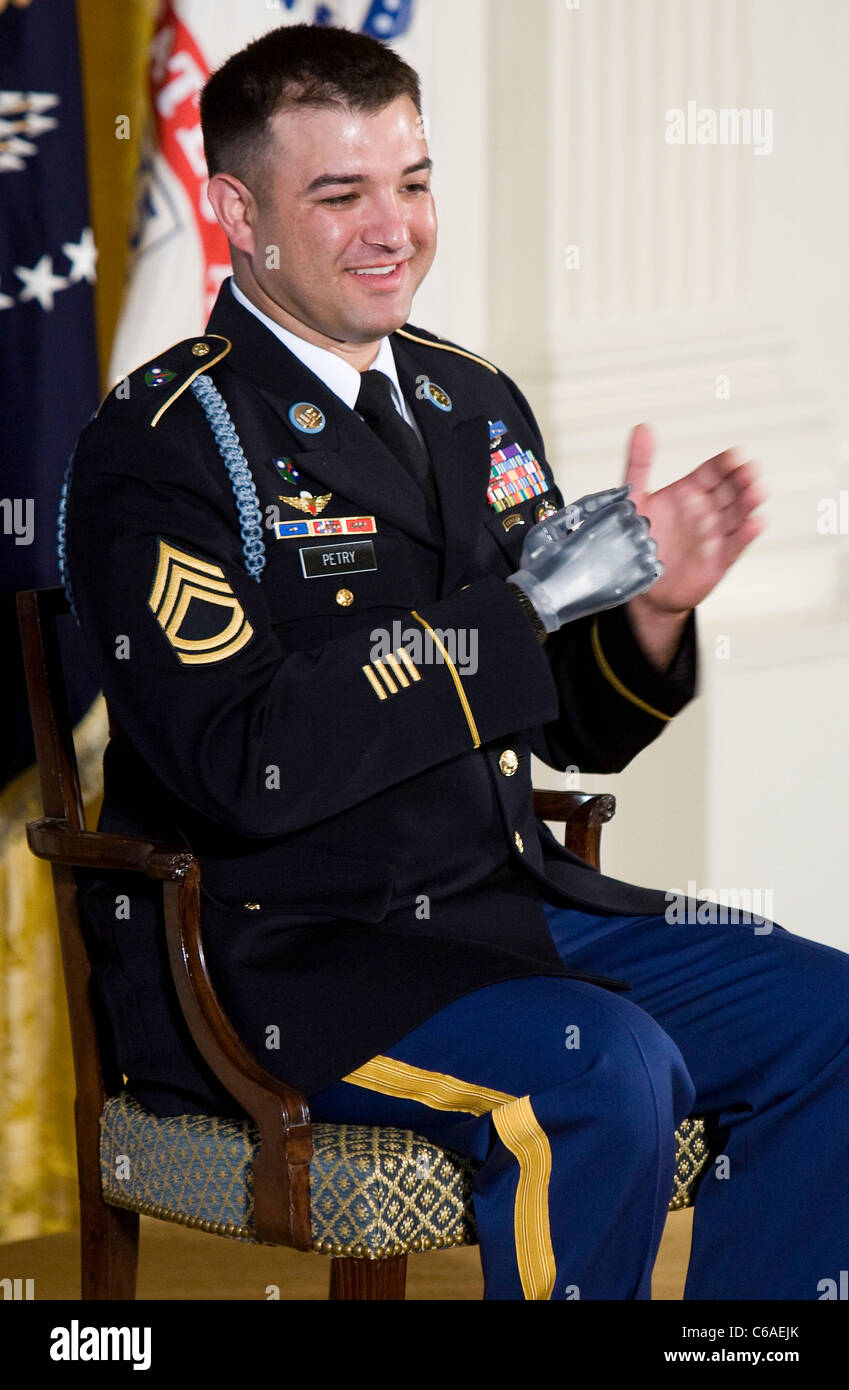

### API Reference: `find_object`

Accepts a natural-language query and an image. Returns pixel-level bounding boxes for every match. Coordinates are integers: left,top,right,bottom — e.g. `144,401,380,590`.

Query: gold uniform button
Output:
191,341,211,356
499,749,519,777
513,831,524,853
243,901,261,911
336,588,354,607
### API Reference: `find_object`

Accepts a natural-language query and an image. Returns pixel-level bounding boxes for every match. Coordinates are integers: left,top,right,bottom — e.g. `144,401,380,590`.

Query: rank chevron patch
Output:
148,540,253,665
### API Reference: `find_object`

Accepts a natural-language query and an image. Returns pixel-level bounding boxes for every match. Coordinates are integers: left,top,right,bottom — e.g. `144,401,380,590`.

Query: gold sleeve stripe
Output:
148,539,253,665
410,610,481,748
492,1097,557,1301
395,328,499,374
176,625,254,665
396,646,421,682
149,540,226,610
150,336,232,428
590,615,672,723
341,1054,515,1114
342,1055,557,1301
362,664,388,700
372,657,398,694
384,651,409,687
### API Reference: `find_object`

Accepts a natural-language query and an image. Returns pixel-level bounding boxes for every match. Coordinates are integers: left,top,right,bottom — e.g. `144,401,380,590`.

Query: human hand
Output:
622,424,766,614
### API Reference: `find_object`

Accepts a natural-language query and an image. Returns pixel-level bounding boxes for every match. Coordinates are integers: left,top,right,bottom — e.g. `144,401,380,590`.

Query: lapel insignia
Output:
274,515,377,540
424,380,452,412
274,456,300,485
148,540,253,665
278,490,332,516
288,401,326,433
144,365,176,387
487,445,550,513
488,419,507,450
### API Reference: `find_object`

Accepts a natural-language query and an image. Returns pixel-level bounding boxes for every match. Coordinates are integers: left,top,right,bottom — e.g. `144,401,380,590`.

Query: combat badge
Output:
148,540,253,665
278,490,332,516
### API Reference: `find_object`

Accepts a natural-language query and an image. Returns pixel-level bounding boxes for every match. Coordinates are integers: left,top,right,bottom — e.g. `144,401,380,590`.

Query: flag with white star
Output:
0,0,100,788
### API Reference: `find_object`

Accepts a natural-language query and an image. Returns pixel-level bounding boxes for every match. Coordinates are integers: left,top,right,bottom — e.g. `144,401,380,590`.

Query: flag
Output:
0,0,100,789
108,0,418,383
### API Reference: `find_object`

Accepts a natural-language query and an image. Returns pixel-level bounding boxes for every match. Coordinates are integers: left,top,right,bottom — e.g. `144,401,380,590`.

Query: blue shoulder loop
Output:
189,373,266,582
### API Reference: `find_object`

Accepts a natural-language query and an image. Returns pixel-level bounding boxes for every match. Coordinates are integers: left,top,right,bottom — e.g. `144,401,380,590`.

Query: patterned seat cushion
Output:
99,1092,708,1258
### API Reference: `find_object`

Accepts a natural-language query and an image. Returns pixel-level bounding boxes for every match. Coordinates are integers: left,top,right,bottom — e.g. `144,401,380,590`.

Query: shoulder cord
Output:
57,375,266,621
57,449,78,618
189,373,266,582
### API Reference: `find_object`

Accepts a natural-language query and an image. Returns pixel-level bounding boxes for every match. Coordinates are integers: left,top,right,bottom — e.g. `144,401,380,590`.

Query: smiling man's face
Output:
213,93,437,366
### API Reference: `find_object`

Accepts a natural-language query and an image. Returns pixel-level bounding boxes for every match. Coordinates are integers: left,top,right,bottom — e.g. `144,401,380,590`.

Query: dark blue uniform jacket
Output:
64,281,697,1116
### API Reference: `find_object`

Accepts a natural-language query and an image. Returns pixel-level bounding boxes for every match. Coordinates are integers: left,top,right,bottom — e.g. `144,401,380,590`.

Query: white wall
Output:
401,0,849,949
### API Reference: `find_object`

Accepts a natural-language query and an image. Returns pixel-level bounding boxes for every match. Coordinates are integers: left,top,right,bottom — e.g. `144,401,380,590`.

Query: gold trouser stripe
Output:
396,646,421,682
362,664,387,700
590,615,672,723
384,651,409,687
341,1054,557,1300
492,1096,557,1300
410,610,481,748
342,1054,514,1114
372,657,398,694
395,328,498,374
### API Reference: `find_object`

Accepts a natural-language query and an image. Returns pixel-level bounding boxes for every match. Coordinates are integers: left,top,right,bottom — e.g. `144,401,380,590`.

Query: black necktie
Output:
355,370,437,509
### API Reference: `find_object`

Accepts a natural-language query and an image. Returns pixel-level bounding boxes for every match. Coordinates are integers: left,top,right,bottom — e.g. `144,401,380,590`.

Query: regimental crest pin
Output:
425,380,452,412
289,401,326,433
144,365,176,387
536,498,559,522
274,456,300,486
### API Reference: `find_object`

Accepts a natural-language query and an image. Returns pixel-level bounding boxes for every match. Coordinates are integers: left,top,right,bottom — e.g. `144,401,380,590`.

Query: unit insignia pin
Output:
488,419,507,450
289,401,326,433
536,498,559,522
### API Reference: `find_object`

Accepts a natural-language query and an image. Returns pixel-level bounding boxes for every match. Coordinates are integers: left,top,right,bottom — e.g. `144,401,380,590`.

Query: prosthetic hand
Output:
507,485,663,637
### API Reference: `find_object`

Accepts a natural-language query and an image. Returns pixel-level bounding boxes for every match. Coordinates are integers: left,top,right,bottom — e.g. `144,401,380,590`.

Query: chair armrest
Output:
531,791,616,870
27,817,313,1248
27,819,193,878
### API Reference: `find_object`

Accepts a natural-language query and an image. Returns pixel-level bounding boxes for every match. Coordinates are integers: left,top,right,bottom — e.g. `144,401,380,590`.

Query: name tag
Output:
299,539,377,578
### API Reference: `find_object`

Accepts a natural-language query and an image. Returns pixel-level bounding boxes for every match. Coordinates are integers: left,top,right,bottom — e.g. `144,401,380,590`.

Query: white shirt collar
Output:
229,276,408,417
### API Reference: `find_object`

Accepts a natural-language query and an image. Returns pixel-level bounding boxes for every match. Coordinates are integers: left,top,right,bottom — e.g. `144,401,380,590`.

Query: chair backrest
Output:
16,586,117,1109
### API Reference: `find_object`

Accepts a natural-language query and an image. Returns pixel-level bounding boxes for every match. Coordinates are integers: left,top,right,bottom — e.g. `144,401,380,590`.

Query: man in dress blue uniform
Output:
63,24,849,1300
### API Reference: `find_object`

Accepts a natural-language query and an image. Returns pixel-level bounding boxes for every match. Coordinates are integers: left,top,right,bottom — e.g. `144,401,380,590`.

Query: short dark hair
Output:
200,23,422,187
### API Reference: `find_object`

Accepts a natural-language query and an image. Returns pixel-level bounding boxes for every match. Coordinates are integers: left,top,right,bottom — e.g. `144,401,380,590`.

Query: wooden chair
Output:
17,585,710,1300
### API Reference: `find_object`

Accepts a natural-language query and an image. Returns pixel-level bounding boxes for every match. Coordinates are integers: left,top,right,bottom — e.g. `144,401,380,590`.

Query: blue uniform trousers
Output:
306,906,849,1300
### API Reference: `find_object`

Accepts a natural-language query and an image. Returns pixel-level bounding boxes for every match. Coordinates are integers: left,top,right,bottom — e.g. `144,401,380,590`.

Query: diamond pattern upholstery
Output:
99,1091,709,1258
